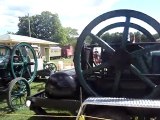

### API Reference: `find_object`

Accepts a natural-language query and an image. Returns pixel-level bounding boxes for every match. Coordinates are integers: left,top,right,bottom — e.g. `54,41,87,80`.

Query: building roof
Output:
0,34,59,45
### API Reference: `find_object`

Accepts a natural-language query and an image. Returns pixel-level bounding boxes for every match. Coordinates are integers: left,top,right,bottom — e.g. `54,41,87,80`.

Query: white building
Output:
0,34,59,61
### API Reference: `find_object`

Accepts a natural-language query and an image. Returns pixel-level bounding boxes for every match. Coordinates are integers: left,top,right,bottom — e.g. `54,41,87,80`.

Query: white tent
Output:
0,34,59,45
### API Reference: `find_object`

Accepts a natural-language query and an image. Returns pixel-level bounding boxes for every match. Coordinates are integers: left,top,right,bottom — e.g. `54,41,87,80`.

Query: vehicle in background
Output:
61,45,74,58
50,45,74,59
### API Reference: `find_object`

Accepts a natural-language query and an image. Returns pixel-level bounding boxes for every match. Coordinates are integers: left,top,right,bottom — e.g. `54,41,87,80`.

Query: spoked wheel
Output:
7,77,30,111
44,63,57,73
10,42,38,83
74,9,160,98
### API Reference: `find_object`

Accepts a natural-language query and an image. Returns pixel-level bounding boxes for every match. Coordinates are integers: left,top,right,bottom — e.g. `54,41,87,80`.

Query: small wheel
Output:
10,42,38,83
44,63,57,73
7,77,30,111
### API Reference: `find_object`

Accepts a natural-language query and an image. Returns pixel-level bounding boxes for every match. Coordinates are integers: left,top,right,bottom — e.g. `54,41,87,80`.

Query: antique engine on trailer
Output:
29,9,160,119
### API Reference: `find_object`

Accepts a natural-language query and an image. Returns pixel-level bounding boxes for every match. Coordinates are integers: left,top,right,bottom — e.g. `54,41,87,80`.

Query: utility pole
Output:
28,13,31,37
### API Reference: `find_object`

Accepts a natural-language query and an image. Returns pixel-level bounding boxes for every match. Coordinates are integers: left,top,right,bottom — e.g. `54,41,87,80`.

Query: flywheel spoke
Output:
129,64,156,88
26,66,32,78
89,33,115,53
122,16,130,48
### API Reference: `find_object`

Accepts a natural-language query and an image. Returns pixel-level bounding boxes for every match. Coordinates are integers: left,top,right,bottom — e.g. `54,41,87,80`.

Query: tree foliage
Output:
17,11,78,45
7,31,16,34
101,32,123,43
101,31,149,43
64,27,78,47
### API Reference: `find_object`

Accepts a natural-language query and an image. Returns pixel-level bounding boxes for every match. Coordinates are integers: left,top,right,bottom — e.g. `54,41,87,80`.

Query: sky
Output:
0,0,160,35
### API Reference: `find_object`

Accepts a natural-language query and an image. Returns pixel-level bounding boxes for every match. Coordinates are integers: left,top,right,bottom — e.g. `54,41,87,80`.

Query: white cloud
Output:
1,0,158,36
0,0,119,34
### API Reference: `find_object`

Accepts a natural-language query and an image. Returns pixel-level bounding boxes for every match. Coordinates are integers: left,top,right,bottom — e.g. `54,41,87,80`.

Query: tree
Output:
64,27,78,47
153,33,159,40
101,32,123,43
7,31,16,34
130,31,149,42
134,31,141,42
64,27,78,37
17,11,68,45
101,31,150,43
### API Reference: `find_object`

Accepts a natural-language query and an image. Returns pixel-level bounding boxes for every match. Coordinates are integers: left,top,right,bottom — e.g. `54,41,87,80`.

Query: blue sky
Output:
0,0,159,35
111,0,160,20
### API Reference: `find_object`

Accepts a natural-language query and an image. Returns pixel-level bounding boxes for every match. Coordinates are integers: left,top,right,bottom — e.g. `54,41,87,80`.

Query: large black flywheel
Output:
74,9,160,98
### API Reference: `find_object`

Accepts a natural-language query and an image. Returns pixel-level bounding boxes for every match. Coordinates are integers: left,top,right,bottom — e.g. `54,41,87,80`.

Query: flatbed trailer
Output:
27,92,160,119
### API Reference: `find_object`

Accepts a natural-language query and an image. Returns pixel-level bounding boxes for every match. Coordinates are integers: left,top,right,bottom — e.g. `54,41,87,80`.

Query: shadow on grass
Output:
0,93,13,114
